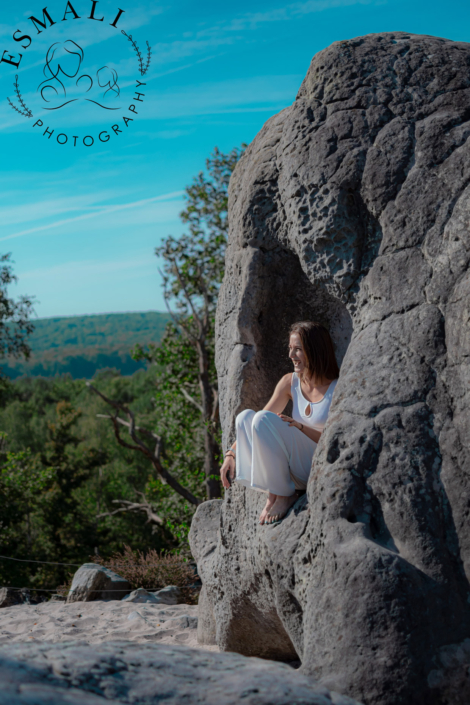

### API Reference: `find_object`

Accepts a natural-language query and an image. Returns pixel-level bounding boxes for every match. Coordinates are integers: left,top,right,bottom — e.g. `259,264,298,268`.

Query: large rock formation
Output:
0,641,361,705
189,32,470,705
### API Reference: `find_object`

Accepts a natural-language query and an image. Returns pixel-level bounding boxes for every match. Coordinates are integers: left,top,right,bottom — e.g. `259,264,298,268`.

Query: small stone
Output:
151,586,182,605
122,588,161,604
0,588,23,609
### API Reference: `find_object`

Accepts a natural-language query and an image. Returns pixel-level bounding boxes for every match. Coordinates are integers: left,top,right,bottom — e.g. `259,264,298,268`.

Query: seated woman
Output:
220,321,339,525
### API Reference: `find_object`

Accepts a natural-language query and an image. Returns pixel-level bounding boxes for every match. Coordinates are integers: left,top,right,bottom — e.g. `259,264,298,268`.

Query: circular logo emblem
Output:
1,2,151,148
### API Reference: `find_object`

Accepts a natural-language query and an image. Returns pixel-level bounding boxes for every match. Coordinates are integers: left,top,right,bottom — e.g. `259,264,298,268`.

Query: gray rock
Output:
427,638,470,705
49,594,66,602
121,586,183,605
67,563,131,603
0,641,362,705
0,588,22,609
192,31,470,705
196,584,217,645
151,585,182,605
121,588,161,604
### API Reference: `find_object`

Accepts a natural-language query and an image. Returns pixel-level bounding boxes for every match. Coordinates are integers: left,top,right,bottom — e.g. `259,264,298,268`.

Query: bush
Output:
93,545,198,603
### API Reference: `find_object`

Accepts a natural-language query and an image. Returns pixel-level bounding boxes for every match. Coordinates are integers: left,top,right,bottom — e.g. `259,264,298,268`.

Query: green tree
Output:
0,253,35,364
0,400,108,589
155,145,244,499
0,441,55,588
91,145,245,516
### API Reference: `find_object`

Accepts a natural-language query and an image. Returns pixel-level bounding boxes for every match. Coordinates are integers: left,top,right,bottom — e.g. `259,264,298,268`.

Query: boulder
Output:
191,31,470,705
0,588,42,608
67,563,131,603
0,588,22,609
0,641,362,705
189,499,222,645
121,586,183,605
121,588,161,604
152,586,182,605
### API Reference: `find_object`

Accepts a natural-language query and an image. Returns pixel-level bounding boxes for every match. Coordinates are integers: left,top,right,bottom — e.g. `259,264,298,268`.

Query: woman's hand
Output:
277,413,301,429
220,455,236,489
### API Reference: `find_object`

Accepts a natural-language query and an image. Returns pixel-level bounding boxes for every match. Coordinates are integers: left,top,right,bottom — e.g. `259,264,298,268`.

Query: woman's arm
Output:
277,413,322,444
263,373,293,414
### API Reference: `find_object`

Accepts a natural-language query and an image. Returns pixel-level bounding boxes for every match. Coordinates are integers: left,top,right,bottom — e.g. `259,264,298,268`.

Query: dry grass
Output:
93,546,199,604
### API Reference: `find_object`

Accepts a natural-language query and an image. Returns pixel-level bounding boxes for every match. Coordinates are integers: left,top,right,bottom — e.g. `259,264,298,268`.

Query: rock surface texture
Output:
67,564,131,602
121,586,182,605
189,32,470,705
0,642,362,705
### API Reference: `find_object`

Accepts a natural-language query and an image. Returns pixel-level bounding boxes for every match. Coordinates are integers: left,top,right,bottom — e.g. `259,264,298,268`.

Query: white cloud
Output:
0,191,183,242
212,0,379,31
0,190,128,226
137,74,301,120
21,253,156,282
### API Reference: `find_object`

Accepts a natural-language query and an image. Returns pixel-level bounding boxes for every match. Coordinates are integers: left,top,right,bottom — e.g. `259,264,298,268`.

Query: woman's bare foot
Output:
265,493,300,524
259,492,277,525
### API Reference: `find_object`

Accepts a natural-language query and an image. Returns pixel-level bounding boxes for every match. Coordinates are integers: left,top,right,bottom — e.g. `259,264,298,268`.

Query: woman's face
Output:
288,333,307,375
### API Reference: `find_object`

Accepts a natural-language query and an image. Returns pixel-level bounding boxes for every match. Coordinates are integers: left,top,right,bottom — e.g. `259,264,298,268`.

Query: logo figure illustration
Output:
38,41,120,110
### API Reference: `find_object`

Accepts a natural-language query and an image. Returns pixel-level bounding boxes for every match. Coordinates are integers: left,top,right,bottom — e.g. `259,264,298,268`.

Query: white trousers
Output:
235,409,317,496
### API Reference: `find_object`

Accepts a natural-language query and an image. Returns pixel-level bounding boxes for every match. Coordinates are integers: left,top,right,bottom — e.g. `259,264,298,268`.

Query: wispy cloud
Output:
139,74,301,119
21,254,156,282
0,191,183,242
213,0,379,30
0,190,129,226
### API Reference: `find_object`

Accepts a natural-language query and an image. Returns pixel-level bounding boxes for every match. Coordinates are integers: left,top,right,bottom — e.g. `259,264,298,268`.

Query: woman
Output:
220,321,339,525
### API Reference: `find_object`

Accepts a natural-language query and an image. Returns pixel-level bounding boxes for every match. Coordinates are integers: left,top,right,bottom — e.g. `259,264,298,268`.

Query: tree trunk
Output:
197,340,222,499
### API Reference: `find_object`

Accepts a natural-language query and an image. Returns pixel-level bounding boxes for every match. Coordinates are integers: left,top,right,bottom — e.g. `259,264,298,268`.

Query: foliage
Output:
131,145,245,501
157,145,243,316
4,311,169,379
93,545,198,603
0,370,173,591
0,145,244,594
0,253,34,363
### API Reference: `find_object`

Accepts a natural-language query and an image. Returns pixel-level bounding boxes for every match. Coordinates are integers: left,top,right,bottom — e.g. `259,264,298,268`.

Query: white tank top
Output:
291,373,338,431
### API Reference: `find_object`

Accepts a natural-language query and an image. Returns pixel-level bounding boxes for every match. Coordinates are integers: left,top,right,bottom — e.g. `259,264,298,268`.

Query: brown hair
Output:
289,321,339,382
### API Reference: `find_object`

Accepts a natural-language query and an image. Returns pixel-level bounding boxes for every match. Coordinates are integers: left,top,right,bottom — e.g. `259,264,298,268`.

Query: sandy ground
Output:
0,601,218,651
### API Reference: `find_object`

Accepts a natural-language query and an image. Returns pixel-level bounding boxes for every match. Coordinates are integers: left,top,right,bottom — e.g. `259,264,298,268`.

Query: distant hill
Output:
2,312,170,379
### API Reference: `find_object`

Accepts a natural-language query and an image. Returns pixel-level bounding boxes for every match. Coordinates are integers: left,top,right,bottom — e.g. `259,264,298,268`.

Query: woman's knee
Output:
252,409,280,431
236,408,255,429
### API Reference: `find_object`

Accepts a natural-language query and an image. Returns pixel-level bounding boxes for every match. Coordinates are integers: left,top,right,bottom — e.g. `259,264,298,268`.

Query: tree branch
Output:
211,387,219,424
196,266,211,335
160,271,197,345
181,387,204,414
171,258,204,338
97,497,164,526
88,383,201,506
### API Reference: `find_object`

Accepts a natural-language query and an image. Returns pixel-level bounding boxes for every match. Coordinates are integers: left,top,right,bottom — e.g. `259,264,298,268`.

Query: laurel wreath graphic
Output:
7,75,33,118
121,31,152,76
6,33,151,122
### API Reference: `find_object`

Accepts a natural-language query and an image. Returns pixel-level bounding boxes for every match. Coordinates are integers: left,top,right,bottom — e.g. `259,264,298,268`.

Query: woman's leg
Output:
251,410,316,522
251,410,315,494
235,409,277,523
234,409,256,487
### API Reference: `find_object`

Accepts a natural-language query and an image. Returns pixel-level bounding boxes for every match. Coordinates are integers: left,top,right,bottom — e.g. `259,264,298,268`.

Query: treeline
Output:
3,312,170,379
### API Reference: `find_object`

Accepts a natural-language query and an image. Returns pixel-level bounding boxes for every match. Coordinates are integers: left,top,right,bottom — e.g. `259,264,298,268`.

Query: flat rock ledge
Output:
0,641,362,705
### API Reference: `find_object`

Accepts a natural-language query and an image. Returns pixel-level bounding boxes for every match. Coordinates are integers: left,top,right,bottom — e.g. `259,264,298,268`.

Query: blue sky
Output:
0,0,469,318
